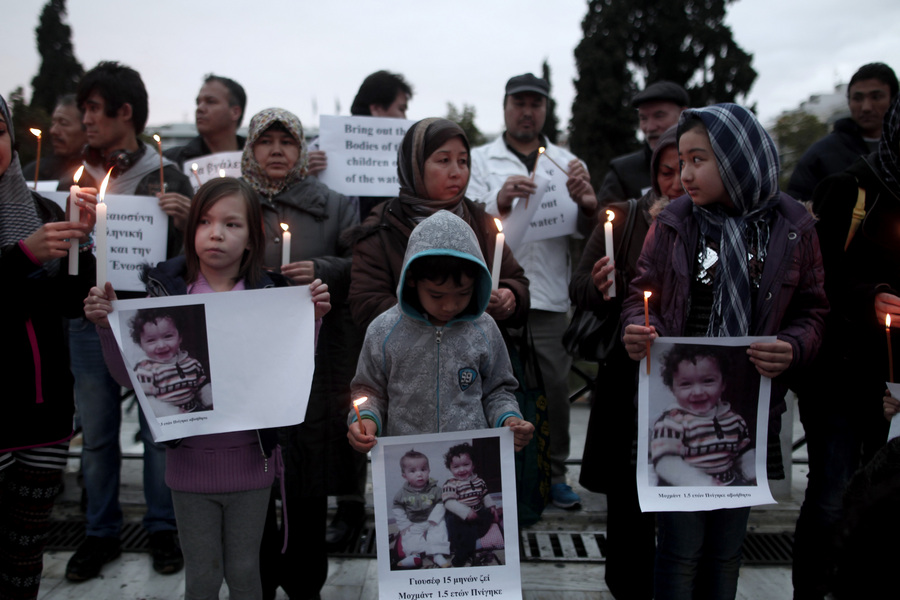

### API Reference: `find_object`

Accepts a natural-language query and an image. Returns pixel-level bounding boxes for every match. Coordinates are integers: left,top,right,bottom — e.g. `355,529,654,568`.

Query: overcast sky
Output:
3,0,899,137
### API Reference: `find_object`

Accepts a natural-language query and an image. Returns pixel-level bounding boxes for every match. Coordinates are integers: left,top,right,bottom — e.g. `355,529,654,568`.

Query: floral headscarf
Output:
396,118,470,220
0,93,46,254
241,108,309,198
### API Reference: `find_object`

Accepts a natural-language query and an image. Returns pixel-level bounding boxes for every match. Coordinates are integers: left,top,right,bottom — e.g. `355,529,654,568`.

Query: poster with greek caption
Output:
181,151,243,194
371,428,521,600
107,286,315,442
43,192,169,292
887,382,900,441
316,115,415,197
636,337,776,512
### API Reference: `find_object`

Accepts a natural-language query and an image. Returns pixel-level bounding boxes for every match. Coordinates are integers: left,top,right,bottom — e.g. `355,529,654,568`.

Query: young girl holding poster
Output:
84,177,330,600
621,104,827,599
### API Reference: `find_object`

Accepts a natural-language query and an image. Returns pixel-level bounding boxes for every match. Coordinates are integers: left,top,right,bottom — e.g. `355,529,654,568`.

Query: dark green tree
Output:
570,0,757,187
30,0,83,115
541,60,561,144
8,86,52,168
771,111,828,190
446,103,486,147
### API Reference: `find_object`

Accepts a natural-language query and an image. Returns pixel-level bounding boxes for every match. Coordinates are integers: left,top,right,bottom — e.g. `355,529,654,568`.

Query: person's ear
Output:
118,102,133,123
230,105,241,125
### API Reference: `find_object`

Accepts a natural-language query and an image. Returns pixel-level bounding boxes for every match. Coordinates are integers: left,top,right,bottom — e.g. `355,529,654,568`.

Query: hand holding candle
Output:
280,223,292,266
30,128,42,190
95,168,114,289
604,210,616,298
491,218,504,291
888,314,894,383
644,291,652,374
68,166,85,275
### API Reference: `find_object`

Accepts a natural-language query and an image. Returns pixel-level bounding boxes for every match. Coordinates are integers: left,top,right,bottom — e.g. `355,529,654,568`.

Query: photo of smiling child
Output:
650,344,757,487
127,305,213,418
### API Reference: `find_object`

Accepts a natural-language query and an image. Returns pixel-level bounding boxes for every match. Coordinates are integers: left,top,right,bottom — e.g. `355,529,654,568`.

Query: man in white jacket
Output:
468,73,598,509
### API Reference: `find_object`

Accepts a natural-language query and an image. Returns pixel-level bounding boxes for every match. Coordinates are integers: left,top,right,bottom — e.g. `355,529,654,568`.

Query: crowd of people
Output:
2,56,899,600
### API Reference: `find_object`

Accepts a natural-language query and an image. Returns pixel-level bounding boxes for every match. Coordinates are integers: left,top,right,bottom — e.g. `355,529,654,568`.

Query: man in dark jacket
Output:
598,81,688,206
164,74,247,169
787,62,898,201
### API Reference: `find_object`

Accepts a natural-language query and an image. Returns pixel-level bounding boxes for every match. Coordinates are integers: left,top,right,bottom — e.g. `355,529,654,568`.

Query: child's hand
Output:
309,278,331,320
884,389,900,421
347,419,377,453
490,506,500,522
503,416,535,451
465,509,478,521
283,260,316,285
623,323,657,361
591,256,615,300
748,339,793,378
83,282,118,329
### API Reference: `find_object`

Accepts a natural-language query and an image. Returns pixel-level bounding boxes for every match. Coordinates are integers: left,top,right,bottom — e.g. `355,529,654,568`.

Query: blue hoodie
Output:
350,210,521,436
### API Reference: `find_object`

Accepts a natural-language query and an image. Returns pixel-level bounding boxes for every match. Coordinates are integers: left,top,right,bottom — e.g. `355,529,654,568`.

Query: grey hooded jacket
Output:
350,210,521,436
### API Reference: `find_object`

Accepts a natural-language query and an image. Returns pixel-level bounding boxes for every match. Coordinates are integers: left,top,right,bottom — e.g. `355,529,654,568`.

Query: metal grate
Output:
45,523,793,566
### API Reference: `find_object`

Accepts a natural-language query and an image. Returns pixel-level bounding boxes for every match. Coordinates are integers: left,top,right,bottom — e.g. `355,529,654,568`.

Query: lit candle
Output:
491,218,504,291
219,168,226,178
280,223,291,266
644,291,652,375
353,396,367,424
30,128,42,190
604,210,616,298
888,314,894,383
95,168,114,289
68,166,85,275
152,134,165,193
539,147,569,176
191,162,202,187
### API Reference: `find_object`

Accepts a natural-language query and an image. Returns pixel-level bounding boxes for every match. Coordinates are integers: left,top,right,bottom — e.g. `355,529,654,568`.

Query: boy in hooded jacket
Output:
347,210,533,453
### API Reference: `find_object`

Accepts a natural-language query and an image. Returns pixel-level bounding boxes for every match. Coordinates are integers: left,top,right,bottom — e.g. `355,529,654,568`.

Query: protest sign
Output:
887,382,900,441
371,428,522,600
181,151,243,194
44,192,169,292
637,336,776,512
107,286,315,442
316,115,414,197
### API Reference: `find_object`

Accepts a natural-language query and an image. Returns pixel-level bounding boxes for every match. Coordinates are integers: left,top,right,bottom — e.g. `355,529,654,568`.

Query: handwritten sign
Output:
182,151,243,193
108,287,315,442
43,192,168,292
316,115,414,196
371,428,522,600
637,337,776,512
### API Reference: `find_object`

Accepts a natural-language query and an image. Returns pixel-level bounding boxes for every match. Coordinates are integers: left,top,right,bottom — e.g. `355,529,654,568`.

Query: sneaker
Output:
65,536,121,582
149,530,184,575
550,483,582,510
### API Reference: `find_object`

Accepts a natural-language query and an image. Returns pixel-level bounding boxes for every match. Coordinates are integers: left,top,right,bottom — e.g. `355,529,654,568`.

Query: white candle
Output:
604,210,616,298
67,166,84,275
280,223,291,266
491,218,504,291
95,168,113,289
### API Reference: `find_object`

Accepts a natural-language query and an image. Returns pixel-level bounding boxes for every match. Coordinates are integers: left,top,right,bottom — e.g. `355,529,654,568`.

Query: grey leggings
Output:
172,487,270,600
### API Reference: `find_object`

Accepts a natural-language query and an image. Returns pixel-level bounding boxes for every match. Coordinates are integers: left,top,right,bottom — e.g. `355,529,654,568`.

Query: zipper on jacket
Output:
435,327,443,432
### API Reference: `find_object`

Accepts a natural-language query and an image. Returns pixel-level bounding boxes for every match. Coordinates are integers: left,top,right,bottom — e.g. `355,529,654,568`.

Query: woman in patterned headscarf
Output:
241,107,358,600
347,117,530,331
0,93,96,600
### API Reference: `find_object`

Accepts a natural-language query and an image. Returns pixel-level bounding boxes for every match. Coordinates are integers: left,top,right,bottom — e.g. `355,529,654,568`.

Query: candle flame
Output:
98,167,114,202
644,291,652,299
191,162,199,172
353,397,367,407
219,169,226,178
280,223,289,233
73,165,84,184
606,210,615,223
152,134,161,143
538,147,545,155
30,128,42,138
494,217,503,233
888,314,892,328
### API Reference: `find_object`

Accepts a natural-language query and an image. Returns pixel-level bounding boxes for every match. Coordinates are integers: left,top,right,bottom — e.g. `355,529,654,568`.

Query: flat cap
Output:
631,81,690,108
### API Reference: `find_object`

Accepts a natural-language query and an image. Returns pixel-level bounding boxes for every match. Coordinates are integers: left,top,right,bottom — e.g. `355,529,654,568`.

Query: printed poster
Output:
371,428,522,600
107,286,315,442
181,151,243,194
637,336,776,512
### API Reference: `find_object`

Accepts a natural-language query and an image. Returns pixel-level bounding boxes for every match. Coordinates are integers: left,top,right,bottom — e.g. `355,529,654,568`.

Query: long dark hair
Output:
184,177,265,288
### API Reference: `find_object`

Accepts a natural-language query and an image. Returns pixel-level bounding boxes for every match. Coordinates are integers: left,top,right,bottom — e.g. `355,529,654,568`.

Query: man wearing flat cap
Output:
469,73,598,511
598,80,689,206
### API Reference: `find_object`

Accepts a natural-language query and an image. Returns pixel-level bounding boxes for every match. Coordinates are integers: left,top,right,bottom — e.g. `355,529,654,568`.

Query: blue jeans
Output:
655,508,750,600
69,319,175,537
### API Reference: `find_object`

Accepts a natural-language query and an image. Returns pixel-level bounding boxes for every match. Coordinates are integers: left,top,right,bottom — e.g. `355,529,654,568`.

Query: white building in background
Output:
774,83,851,127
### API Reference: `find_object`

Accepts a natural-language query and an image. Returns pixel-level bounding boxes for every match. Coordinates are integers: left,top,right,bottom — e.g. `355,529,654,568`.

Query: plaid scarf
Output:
877,94,900,199
680,103,781,337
